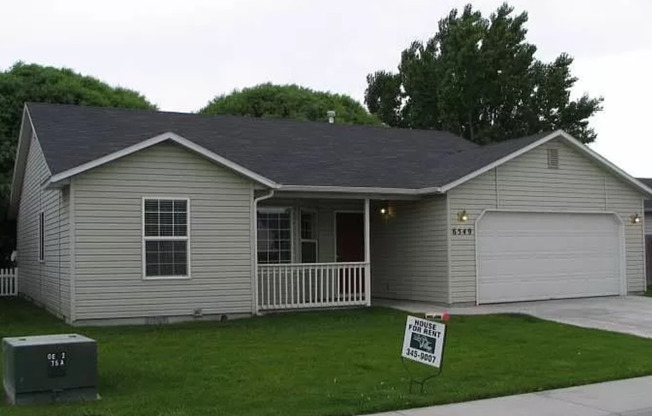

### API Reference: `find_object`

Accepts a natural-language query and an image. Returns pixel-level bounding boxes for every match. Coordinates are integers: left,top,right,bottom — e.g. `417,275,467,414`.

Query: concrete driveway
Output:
375,296,652,338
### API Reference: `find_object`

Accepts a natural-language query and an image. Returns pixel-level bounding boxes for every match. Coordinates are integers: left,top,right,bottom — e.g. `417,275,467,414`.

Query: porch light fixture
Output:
379,203,392,220
457,210,469,223
631,213,641,224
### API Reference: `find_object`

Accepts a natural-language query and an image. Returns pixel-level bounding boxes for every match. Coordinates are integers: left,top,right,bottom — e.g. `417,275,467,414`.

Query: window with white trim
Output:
300,210,317,263
257,207,292,264
38,212,44,262
143,199,188,278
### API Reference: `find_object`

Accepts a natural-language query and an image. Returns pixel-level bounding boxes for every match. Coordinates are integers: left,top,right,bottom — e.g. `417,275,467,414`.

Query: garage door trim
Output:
474,209,626,305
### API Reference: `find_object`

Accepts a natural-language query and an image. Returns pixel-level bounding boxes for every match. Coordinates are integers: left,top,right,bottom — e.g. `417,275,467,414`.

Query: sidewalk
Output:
366,375,652,416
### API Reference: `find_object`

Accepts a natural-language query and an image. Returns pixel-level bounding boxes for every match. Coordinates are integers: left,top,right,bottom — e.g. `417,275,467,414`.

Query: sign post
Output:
400,315,447,393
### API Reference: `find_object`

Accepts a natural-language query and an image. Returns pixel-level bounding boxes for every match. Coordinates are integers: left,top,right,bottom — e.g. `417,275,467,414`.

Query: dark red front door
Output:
336,212,364,262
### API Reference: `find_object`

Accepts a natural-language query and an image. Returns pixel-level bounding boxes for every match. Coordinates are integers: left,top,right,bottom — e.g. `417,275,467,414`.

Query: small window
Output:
547,148,559,169
300,210,318,263
143,198,189,278
257,207,292,264
38,212,44,262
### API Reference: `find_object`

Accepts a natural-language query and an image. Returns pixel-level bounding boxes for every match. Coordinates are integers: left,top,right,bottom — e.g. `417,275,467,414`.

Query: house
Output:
636,177,652,285
9,103,652,325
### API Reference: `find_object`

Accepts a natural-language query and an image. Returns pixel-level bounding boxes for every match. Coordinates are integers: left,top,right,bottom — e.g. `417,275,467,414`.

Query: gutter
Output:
251,189,275,315
275,184,444,196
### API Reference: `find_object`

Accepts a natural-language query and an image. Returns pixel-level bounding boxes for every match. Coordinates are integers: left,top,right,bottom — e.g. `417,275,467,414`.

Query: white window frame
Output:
300,208,318,263
38,211,45,262
257,206,293,264
141,197,191,280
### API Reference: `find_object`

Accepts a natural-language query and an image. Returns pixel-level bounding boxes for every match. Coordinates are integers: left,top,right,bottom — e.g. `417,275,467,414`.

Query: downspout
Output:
252,189,275,315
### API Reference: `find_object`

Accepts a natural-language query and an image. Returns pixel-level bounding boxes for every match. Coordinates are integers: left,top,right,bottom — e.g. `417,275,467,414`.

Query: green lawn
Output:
2,298,652,416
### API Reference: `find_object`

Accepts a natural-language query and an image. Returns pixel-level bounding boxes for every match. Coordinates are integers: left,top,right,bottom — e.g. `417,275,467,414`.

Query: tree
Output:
199,83,382,126
365,3,603,144
0,62,156,264
0,62,156,195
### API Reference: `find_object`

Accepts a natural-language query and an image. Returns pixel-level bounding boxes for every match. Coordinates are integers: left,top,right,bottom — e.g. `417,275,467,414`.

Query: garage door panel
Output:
480,235,619,253
481,258,619,278
480,277,621,304
481,249,618,261
477,212,622,304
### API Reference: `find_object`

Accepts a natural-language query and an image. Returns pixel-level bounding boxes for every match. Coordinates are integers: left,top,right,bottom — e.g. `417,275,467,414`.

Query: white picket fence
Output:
0,268,17,296
258,262,369,311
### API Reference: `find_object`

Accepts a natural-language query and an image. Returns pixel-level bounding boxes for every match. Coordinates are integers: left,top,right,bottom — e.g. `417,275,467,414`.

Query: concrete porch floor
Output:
373,296,652,339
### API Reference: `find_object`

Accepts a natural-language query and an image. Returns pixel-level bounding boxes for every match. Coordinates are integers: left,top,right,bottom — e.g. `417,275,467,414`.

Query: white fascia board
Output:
276,184,425,195
437,131,563,193
46,131,280,189
8,107,29,211
437,129,652,199
558,130,652,199
9,106,51,217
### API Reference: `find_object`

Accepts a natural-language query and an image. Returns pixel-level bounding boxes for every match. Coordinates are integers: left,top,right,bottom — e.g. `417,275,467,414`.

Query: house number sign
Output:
451,228,473,236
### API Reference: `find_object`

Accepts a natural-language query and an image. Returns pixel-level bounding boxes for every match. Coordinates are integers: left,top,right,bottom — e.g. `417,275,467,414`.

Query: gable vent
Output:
547,148,559,169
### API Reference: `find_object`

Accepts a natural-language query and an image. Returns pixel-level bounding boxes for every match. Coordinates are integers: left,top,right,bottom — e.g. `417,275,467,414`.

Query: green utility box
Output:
3,334,98,405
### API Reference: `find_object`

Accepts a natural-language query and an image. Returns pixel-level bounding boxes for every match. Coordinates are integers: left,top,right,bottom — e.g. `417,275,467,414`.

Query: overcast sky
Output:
1,0,651,176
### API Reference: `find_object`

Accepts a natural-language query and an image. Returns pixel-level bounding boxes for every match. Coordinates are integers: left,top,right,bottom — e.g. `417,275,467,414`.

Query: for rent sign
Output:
401,316,446,368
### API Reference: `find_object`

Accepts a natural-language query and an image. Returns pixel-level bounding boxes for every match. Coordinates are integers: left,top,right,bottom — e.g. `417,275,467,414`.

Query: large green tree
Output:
0,62,156,196
365,3,602,144
199,83,382,126
0,62,155,264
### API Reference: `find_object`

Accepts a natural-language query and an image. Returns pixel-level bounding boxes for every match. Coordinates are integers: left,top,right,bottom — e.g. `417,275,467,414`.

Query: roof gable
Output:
28,102,477,190
437,130,652,198
46,131,278,189
9,106,45,217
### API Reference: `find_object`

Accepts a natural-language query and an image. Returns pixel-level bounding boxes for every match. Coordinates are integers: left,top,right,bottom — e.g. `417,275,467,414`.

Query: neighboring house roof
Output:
637,178,652,211
9,102,652,216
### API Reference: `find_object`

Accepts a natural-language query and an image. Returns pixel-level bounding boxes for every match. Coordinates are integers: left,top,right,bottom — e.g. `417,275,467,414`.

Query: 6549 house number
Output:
451,228,473,236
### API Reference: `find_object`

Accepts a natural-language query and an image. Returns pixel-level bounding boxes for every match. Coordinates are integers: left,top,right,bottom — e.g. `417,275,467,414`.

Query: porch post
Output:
364,198,371,306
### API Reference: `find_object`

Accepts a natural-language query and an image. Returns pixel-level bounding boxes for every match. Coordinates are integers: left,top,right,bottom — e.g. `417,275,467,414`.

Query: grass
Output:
2,298,652,416
646,285,652,297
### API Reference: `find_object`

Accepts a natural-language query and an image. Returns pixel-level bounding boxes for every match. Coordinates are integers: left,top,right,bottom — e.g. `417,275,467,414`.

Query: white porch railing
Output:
0,268,17,297
258,262,369,311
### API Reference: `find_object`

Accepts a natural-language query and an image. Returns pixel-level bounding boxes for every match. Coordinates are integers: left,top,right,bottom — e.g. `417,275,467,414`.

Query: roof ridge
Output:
25,102,477,139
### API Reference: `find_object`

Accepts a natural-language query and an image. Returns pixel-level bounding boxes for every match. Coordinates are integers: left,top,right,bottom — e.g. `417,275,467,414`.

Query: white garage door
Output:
477,211,622,304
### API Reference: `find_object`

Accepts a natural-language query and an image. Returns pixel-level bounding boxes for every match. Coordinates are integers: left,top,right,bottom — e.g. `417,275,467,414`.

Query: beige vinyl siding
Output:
72,141,254,321
16,135,70,318
371,196,448,303
605,174,646,293
258,198,363,262
448,138,646,303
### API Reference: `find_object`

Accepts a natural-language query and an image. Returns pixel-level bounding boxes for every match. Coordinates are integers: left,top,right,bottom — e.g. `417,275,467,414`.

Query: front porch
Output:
255,196,372,312
258,262,369,310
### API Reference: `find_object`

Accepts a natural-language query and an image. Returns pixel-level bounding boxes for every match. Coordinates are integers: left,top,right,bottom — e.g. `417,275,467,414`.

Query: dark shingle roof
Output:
417,132,552,187
27,102,551,190
637,178,652,210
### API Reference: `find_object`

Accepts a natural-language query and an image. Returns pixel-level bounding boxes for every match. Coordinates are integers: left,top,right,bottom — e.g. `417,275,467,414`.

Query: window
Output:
300,210,317,263
257,207,292,264
547,148,559,169
143,198,189,278
38,212,44,262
